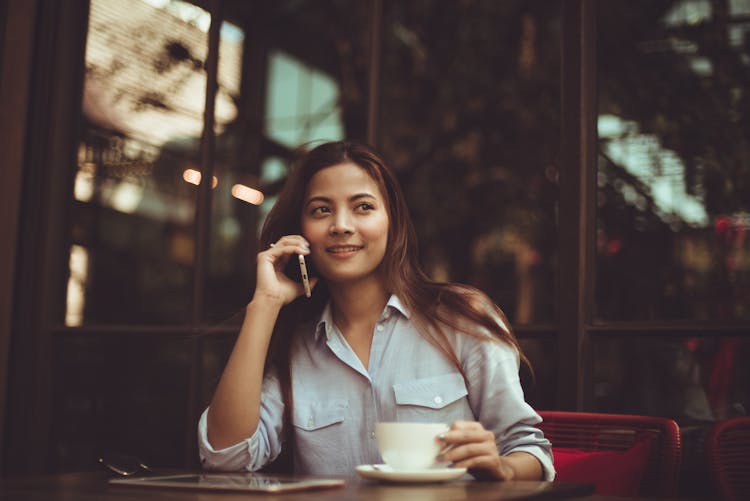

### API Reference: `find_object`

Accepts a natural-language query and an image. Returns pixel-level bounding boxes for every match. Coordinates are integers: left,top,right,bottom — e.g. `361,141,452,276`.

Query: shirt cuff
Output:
197,408,258,471
506,445,556,481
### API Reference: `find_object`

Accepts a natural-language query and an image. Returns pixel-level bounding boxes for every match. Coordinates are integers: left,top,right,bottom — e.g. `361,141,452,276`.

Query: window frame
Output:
6,0,750,475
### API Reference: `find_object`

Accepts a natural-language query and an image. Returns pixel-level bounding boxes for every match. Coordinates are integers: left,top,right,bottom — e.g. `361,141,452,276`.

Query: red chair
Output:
705,416,750,501
539,411,682,497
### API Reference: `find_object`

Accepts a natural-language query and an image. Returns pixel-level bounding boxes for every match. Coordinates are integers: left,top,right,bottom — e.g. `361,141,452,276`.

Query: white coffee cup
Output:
375,422,449,470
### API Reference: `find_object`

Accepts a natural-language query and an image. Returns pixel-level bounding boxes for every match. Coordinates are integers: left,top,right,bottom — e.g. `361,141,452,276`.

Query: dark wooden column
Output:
558,0,597,410
0,0,40,475
3,0,90,473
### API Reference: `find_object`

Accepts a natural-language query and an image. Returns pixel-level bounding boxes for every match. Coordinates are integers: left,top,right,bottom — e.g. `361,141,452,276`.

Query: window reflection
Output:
216,20,244,133
84,0,212,145
55,336,192,470
594,337,750,422
265,50,344,147
66,0,215,324
598,115,707,227
204,0,364,322
65,245,90,326
593,334,750,497
596,0,750,321
379,0,560,324
518,337,557,410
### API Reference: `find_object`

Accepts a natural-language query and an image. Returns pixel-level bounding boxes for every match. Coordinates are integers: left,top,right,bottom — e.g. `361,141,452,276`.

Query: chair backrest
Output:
705,416,750,501
538,411,682,497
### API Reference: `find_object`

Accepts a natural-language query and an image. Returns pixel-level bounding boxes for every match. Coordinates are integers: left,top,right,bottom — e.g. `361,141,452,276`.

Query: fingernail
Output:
438,433,446,441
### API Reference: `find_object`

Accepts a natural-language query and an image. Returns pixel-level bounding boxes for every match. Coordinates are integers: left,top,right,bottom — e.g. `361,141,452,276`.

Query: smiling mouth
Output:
327,245,363,254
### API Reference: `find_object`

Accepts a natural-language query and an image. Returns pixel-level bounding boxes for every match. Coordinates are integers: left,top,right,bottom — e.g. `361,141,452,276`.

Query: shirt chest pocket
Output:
392,373,470,422
291,399,348,463
292,399,347,432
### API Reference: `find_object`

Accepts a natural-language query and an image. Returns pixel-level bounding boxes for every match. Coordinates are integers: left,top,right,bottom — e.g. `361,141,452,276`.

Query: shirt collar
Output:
313,294,411,342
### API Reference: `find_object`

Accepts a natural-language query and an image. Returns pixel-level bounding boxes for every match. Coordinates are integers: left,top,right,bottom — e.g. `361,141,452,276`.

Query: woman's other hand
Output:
437,420,542,481
254,235,316,305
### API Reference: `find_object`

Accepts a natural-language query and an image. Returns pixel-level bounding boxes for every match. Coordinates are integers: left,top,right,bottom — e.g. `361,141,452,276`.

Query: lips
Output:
326,245,363,254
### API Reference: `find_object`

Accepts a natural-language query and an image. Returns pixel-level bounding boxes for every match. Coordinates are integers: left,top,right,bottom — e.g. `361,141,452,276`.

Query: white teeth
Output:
329,246,360,253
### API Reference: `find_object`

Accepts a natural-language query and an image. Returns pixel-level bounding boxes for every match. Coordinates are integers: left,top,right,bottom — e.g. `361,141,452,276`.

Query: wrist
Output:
248,294,284,312
497,458,516,481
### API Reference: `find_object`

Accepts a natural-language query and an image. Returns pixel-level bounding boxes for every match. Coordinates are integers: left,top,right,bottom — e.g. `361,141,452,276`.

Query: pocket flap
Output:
292,400,347,431
393,373,468,409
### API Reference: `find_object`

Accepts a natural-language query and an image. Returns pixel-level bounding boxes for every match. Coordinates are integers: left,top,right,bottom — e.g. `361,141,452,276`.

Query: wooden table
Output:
0,472,595,500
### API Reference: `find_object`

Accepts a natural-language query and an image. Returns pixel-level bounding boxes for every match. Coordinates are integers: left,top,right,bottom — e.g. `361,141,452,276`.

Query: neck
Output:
328,276,390,331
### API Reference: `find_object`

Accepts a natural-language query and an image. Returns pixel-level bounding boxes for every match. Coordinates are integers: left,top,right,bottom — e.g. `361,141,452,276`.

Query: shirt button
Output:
376,324,384,332
433,395,443,405
370,431,376,439
308,417,314,427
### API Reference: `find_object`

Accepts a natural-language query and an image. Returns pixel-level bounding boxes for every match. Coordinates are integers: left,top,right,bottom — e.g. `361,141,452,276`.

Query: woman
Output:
199,141,554,480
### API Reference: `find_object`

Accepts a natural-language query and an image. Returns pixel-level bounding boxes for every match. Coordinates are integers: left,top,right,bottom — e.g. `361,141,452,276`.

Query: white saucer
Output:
355,464,467,483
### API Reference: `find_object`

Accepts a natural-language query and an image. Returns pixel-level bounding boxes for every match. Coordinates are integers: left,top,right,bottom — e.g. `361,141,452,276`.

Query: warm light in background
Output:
74,162,96,202
65,244,89,326
182,168,201,185
231,183,264,205
183,168,218,188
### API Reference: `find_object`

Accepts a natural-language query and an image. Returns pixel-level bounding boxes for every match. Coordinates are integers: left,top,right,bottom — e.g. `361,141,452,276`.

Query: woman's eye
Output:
356,202,375,211
310,206,331,215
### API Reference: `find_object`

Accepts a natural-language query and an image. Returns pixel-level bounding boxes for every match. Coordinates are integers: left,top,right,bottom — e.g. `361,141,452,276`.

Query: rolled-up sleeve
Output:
463,338,556,481
197,371,285,471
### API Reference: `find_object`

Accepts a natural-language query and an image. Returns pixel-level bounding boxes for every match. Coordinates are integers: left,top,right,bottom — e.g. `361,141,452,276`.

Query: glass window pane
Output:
204,19,250,322
53,336,192,470
596,1,750,321
379,0,561,324
593,336,750,421
519,336,558,410
593,335,750,497
66,0,213,324
265,50,345,147
205,0,369,322
214,20,243,135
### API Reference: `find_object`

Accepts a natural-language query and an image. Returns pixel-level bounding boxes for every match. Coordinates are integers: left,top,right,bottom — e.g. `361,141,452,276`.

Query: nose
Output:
329,212,354,235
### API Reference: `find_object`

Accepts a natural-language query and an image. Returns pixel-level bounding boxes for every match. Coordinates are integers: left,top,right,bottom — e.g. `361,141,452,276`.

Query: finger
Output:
451,454,494,469
259,243,310,271
263,242,310,258
438,441,497,463
449,420,483,431
437,442,456,456
269,235,310,251
440,428,494,445
257,248,291,272
439,421,482,442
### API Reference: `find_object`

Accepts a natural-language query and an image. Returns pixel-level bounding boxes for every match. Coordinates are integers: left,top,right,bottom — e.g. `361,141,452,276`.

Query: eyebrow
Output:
305,193,378,206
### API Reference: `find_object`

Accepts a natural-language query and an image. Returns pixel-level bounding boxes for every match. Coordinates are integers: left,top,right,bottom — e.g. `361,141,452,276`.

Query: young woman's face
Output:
301,162,390,286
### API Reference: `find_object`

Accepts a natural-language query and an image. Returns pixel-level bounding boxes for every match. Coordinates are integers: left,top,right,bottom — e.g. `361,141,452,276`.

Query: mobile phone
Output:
298,254,312,298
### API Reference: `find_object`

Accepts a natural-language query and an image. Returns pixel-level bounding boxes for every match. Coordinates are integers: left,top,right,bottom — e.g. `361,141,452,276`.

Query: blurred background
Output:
1,0,748,496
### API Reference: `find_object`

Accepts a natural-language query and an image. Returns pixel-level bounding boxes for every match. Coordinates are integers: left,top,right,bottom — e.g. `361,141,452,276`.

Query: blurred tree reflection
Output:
378,0,561,324
592,9,750,487
596,0,750,321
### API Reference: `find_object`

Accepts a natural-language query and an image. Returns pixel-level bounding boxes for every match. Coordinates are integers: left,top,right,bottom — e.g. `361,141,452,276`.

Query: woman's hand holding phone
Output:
209,235,314,449
254,235,315,305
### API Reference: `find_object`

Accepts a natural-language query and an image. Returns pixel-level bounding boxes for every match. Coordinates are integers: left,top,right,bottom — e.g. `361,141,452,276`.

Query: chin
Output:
323,270,381,285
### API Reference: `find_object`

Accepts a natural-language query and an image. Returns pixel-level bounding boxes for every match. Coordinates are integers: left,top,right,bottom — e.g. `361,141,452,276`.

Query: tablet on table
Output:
110,473,346,493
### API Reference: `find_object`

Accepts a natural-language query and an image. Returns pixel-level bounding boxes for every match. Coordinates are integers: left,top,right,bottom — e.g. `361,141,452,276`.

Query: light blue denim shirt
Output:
198,295,555,480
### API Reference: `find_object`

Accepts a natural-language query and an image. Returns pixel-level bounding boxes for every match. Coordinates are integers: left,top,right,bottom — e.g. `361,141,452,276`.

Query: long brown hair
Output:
259,141,529,468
